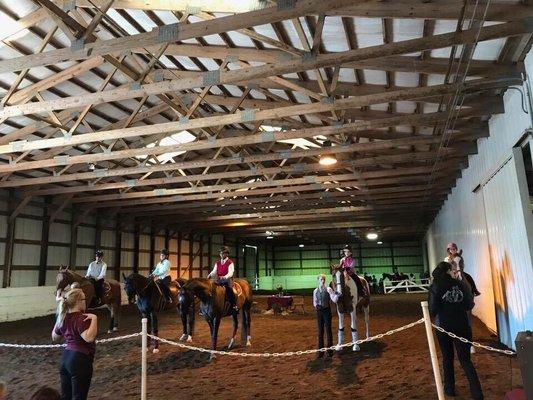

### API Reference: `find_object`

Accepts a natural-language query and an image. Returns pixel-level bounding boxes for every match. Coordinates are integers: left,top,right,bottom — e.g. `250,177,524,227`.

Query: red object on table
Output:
267,295,293,310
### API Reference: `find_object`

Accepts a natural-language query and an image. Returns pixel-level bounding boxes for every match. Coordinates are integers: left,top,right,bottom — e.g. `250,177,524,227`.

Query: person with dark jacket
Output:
428,261,483,400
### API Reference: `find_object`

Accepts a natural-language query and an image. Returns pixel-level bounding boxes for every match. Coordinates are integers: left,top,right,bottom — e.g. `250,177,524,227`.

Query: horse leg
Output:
107,305,114,334
350,309,359,352
364,305,370,338
336,308,344,351
228,312,238,349
114,302,120,331
151,312,160,354
209,317,220,362
242,306,251,346
179,304,188,341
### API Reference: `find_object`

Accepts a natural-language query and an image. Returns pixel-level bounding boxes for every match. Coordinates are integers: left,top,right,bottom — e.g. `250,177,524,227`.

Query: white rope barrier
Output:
431,324,516,356
0,332,142,349
146,318,425,358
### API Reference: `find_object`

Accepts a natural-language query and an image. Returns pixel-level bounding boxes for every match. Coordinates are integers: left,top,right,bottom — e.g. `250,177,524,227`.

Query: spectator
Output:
52,282,98,400
313,274,339,358
428,262,483,400
29,387,60,400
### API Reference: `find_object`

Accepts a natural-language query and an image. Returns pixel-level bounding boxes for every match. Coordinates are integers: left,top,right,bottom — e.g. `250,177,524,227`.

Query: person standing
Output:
52,283,98,400
85,250,107,306
429,261,484,400
151,249,172,303
207,246,237,310
313,274,339,358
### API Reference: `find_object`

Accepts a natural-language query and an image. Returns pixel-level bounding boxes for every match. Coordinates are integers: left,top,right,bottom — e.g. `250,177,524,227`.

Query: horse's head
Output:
330,264,345,296
56,266,72,291
122,273,137,305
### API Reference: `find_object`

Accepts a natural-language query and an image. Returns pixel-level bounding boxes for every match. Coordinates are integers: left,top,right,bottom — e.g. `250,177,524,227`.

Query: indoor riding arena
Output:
0,1,533,400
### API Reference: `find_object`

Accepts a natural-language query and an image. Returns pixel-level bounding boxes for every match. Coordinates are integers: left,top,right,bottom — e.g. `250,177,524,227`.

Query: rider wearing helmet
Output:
339,245,368,297
151,249,172,303
207,246,237,310
85,250,107,306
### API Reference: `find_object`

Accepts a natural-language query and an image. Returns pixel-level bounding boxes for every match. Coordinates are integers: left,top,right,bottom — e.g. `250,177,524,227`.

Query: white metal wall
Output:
425,50,533,348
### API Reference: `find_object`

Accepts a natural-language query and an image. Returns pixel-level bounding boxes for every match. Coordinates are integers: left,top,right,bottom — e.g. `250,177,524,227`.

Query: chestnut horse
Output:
122,273,195,353
56,266,122,333
331,264,370,351
178,277,252,360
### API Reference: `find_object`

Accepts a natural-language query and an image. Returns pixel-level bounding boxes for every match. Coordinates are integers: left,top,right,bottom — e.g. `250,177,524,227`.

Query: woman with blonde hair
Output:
52,283,98,400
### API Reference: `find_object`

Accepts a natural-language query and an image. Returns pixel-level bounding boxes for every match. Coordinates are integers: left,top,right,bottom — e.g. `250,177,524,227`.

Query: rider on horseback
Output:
207,246,238,311
340,245,368,298
85,250,107,306
150,249,173,304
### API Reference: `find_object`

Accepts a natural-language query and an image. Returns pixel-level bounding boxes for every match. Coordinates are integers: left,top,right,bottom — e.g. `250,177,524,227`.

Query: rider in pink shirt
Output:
340,245,368,297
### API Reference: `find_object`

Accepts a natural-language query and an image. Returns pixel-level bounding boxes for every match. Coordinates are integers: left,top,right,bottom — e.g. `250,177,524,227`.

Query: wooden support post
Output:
243,241,247,280
391,241,396,273
255,244,260,282
299,245,303,274
188,233,193,279
2,190,16,287
38,196,52,286
69,206,78,270
94,213,102,252
265,244,269,276
207,234,213,269
133,222,140,273
358,242,363,274
199,234,204,277
114,216,122,281
164,228,170,250
177,231,182,278
235,238,240,278
327,243,332,266
271,244,276,277
149,225,155,272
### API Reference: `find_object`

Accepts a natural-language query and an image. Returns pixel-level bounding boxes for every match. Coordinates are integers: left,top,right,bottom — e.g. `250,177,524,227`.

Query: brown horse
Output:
56,266,122,333
178,277,252,360
331,264,370,351
122,273,195,353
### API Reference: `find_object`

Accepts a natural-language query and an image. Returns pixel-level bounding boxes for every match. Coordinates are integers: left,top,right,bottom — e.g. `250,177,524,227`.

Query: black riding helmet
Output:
219,246,230,254
160,248,169,257
95,250,104,257
343,245,352,251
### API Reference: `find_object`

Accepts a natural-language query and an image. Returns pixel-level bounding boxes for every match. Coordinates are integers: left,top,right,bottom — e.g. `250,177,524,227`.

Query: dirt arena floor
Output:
0,293,519,400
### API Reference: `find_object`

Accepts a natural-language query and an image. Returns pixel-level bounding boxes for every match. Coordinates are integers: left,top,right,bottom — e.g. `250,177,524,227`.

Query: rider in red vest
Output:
207,246,237,310
340,245,368,297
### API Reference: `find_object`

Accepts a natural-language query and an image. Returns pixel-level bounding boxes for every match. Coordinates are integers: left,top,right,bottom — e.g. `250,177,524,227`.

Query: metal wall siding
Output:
77,226,95,246
47,246,70,267
14,218,42,241
155,236,165,250
50,222,70,243
76,248,94,269
139,234,150,250
121,251,134,270
100,229,115,247
13,243,40,266
10,271,39,287
121,232,134,249
0,215,7,238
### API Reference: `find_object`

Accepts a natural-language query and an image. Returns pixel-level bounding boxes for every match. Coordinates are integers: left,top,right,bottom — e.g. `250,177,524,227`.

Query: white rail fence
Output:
0,302,515,400
383,279,430,294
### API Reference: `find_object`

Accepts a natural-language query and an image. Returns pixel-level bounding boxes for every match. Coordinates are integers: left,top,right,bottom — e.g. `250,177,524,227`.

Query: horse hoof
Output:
335,345,342,352
209,354,216,362
228,339,235,350
352,344,360,352
107,330,112,334
246,340,251,347
179,334,187,341
113,327,119,332
186,335,193,343
152,348,160,354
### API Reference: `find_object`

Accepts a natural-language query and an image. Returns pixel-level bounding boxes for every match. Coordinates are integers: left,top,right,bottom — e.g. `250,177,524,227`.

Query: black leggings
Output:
60,349,94,400
437,331,483,399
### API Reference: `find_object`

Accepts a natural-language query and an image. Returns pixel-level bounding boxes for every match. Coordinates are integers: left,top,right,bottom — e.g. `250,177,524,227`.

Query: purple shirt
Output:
54,311,95,356
340,256,356,270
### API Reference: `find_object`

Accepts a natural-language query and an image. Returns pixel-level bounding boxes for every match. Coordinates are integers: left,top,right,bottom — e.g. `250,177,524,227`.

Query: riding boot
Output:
336,328,344,351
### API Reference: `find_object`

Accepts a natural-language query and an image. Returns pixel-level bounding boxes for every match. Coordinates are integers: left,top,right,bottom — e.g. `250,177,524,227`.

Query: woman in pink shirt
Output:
52,283,98,400
339,245,368,297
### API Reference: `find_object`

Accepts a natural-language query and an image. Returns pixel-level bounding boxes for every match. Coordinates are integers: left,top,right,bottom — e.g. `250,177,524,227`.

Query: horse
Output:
122,273,195,353
178,277,252,361
56,266,122,333
331,264,370,351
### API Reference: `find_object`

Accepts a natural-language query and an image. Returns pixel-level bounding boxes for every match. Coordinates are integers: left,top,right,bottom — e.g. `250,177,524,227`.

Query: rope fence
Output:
0,302,517,400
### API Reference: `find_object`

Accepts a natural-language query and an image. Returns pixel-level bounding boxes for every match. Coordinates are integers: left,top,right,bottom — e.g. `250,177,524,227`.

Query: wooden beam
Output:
0,0,353,73
114,215,122,281
133,222,139,273
0,79,507,156
2,190,16,287
66,0,533,21
38,196,52,286
69,206,78,269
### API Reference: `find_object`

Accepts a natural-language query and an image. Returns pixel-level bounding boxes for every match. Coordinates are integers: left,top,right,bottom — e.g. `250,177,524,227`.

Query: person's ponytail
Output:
55,282,84,329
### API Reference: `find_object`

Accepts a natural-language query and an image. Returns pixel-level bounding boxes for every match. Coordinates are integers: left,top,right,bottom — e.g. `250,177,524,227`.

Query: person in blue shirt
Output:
150,249,172,303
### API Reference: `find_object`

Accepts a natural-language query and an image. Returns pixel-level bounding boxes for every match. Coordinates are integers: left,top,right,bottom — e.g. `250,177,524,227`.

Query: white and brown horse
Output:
56,266,122,333
331,264,370,351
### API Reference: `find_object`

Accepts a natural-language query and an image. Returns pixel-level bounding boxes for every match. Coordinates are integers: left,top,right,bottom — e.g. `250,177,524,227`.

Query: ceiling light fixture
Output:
377,241,383,245
299,244,305,248
266,236,274,239
366,232,378,240
318,140,337,166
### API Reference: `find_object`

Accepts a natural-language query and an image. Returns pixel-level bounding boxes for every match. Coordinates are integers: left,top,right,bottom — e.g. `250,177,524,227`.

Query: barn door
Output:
481,147,533,349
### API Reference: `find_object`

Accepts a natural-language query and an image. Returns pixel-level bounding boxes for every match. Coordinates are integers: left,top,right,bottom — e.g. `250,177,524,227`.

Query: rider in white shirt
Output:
150,249,172,303
86,250,107,305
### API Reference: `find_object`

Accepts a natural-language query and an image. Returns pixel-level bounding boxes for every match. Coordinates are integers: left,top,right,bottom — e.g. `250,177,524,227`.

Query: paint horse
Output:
122,273,194,353
331,264,370,351
56,266,122,333
178,277,252,361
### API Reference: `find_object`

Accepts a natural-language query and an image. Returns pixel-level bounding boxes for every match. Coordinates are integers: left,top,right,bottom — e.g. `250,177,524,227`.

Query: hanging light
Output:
319,139,337,166
366,232,378,240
